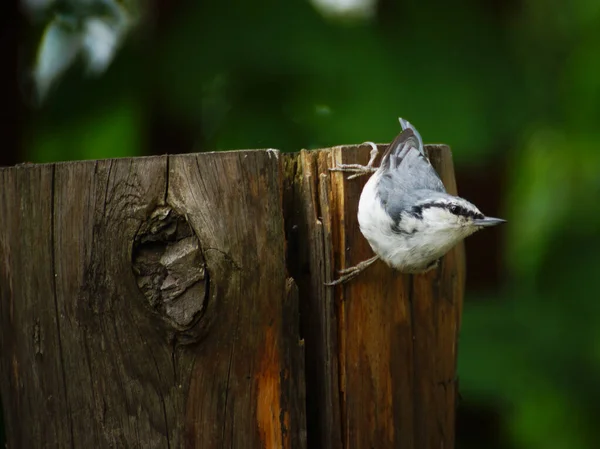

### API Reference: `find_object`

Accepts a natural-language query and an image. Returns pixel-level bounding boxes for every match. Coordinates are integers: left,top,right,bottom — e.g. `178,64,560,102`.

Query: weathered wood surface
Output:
284,144,465,449
0,151,306,448
1,143,465,449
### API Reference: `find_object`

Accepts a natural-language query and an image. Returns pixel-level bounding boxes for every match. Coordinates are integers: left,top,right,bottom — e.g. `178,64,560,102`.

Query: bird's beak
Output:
473,217,506,227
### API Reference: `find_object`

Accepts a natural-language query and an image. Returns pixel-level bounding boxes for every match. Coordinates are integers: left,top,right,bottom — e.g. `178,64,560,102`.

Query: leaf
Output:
81,0,131,75
81,17,122,74
33,16,83,102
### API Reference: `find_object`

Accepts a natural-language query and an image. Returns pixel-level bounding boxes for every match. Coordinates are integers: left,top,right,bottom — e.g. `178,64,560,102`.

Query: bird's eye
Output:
450,205,459,215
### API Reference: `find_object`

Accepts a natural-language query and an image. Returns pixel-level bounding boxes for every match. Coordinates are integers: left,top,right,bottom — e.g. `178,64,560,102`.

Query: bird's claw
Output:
329,164,377,179
329,141,379,179
324,255,380,286
324,267,362,286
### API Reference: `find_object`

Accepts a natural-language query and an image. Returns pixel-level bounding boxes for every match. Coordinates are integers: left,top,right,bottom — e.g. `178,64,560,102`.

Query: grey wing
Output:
376,145,446,225
379,128,425,172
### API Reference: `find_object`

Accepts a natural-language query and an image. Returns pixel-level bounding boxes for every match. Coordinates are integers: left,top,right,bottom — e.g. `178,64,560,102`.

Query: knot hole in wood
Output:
132,206,208,333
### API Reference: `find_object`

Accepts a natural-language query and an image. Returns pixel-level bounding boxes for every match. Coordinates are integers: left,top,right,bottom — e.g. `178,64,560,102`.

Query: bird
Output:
327,118,505,285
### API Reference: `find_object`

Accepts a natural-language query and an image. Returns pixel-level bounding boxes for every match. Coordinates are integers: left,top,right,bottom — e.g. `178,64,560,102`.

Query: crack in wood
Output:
50,164,76,449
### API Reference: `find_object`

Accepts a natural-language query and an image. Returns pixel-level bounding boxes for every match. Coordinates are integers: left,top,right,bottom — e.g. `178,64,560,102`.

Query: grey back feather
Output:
376,121,447,224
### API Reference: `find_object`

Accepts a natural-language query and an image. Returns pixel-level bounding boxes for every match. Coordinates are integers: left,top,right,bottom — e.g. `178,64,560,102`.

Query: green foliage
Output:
31,0,134,102
460,234,600,448
28,95,142,162
22,0,600,447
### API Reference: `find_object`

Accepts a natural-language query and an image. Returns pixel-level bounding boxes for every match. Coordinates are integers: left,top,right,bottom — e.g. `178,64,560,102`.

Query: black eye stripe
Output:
411,202,484,220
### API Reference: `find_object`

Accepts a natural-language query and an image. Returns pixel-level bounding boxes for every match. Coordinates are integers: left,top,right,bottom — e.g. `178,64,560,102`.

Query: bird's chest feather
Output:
357,178,461,272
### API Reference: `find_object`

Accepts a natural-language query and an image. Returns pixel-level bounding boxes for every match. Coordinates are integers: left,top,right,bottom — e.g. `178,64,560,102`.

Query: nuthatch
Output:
328,118,505,285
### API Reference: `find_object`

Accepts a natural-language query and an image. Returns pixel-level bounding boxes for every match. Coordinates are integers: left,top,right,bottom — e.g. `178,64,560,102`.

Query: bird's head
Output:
412,195,505,237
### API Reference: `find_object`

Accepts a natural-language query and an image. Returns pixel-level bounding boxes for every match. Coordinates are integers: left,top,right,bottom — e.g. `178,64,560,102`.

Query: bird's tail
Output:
379,117,427,171
399,118,424,153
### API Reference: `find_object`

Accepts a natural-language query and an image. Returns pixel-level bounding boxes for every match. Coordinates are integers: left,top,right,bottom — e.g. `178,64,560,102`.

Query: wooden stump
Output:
1,144,464,449
284,144,465,449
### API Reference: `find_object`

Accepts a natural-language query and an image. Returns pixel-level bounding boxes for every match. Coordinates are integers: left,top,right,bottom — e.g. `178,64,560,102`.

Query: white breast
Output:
357,173,404,265
357,173,464,272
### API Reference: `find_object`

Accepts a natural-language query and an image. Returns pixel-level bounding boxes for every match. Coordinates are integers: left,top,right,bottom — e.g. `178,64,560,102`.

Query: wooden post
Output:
1,144,464,449
284,144,465,449
0,152,306,448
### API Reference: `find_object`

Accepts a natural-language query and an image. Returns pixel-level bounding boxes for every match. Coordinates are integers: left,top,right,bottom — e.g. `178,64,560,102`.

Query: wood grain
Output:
285,143,465,449
284,151,342,449
1,143,464,449
0,151,306,448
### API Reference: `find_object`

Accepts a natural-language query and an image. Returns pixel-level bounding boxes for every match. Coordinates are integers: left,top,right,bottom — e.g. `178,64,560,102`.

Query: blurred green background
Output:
3,0,600,447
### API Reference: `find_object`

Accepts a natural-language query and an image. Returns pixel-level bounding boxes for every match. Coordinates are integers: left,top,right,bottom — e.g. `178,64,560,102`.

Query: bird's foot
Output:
329,142,379,179
325,255,379,286
329,164,377,179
